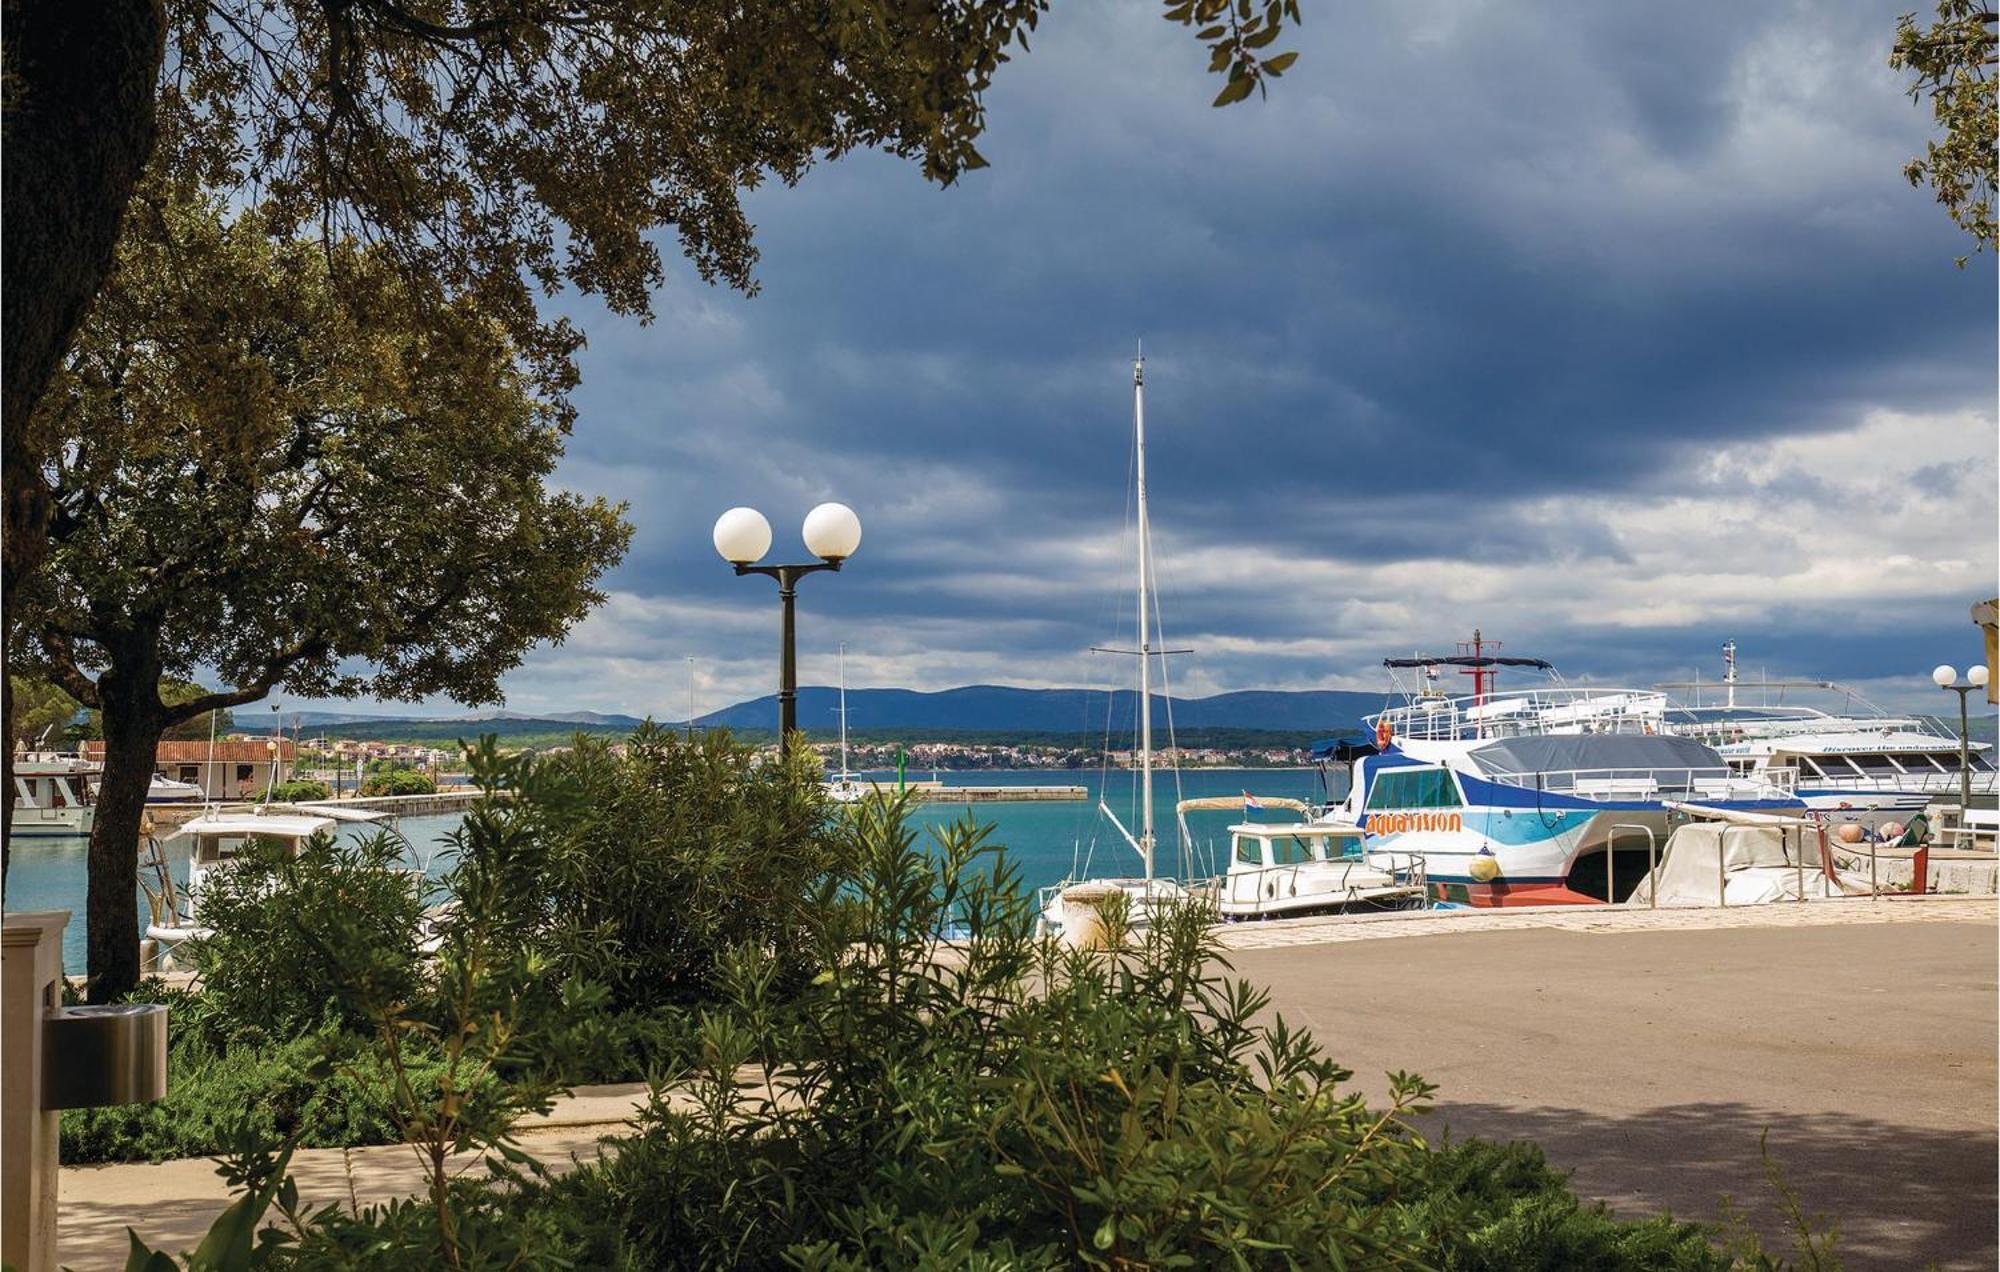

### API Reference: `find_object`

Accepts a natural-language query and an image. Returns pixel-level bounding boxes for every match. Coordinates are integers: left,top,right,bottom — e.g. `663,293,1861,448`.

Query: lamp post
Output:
1931,663,1991,809
713,502,863,760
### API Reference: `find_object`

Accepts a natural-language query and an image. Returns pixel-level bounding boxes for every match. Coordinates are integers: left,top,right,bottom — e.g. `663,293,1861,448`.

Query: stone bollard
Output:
3,912,169,1272
3,912,68,1272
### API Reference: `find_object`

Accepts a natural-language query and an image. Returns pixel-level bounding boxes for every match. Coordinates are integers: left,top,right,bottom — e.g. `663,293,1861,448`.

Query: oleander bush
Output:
467,724,843,1014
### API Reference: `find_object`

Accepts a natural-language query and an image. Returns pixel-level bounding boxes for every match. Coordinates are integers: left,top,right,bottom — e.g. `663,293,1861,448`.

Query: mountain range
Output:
261,686,1387,739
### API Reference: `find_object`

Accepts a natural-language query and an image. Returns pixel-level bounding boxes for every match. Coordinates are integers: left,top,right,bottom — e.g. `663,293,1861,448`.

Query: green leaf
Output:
1213,75,1256,107
123,1229,180,1272
1264,51,1299,74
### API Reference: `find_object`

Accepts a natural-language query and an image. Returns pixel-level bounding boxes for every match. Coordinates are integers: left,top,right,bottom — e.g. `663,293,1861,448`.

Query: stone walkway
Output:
1215,892,1994,949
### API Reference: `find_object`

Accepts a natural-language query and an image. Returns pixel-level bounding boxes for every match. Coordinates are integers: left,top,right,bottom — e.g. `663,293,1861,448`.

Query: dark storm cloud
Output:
454,0,1996,716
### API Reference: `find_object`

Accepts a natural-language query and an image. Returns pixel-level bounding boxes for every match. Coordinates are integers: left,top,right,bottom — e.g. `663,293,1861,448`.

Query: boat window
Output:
1845,754,1903,774
1234,837,1264,867
1365,768,1461,810
1806,755,1856,778
1272,835,1317,865
1972,753,1996,772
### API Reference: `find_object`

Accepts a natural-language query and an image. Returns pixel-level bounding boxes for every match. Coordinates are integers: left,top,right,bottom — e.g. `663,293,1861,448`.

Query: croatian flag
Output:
1242,791,1262,811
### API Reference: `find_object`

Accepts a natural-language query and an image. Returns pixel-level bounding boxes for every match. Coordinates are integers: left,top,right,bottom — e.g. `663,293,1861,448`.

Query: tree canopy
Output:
15,185,629,997
1891,1,1998,265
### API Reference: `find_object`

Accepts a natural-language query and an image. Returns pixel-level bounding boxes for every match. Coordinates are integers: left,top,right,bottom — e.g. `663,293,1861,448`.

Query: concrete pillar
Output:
3,911,68,1272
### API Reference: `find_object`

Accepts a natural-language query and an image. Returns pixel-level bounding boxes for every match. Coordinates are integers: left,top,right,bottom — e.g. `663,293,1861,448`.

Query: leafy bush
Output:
358,767,436,796
190,832,427,1039
61,1015,426,1165
463,725,840,1014
264,778,331,802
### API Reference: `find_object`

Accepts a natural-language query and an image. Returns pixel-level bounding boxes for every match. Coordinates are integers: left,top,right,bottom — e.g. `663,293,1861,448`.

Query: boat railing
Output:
1368,687,1670,742
1480,764,1798,799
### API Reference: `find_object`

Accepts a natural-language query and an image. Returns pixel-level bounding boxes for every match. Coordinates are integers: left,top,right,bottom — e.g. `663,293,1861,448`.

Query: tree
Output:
157,680,235,742
0,2,1303,846
1891,1,1998,265
6,676,81,750
14,187,631,1000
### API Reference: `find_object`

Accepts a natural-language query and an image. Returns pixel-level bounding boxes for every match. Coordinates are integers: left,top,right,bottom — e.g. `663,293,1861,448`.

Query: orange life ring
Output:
1374,718,1394,750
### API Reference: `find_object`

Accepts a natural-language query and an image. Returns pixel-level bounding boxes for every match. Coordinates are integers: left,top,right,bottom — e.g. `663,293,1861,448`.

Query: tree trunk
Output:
87,651,164,1002
2,0,166,888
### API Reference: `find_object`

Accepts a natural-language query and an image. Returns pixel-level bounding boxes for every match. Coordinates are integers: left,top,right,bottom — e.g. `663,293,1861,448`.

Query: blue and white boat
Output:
1317,646,1802,907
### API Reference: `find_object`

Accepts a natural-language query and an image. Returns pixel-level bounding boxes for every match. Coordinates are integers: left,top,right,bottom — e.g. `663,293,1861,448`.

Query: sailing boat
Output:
826,642,868,804
1039,350,1188,944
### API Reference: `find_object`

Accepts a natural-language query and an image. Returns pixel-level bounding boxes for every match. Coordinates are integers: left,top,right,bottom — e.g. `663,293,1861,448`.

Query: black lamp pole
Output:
734,559,842,758
1949,683,1973,809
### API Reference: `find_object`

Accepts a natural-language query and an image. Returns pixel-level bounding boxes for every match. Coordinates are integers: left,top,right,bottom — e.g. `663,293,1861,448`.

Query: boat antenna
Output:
1722,639,1737,710
837,642,850,781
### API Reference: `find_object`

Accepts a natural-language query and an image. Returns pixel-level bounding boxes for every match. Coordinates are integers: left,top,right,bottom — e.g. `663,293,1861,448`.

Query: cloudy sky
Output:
360,0,1996,720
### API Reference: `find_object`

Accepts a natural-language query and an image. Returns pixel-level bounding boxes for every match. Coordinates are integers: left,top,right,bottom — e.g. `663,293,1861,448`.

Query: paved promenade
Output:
58,897,1995,1269
1232,899,1996,1269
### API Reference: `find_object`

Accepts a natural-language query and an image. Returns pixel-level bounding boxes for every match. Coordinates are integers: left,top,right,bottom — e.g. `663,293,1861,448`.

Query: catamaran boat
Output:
1321,641,1803,906
10,753,99,838
1654,642,1994,829
1039,350,1190,942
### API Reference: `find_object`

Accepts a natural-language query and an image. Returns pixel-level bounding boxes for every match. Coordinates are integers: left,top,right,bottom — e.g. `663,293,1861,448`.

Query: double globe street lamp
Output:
714,502,862,759
1930,662,1990,809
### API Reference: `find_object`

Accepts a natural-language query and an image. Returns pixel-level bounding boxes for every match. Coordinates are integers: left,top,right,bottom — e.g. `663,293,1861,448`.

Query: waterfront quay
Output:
143,789,489,830
848,780,1088,803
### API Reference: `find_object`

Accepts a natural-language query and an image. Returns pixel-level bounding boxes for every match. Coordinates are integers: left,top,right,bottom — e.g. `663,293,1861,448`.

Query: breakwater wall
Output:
842,781,1087,804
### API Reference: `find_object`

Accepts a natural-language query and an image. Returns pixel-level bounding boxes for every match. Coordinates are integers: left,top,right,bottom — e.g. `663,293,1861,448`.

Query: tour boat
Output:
1654,642,1994,829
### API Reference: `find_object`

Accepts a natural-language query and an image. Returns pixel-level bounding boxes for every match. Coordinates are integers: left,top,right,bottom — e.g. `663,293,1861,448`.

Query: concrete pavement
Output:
1234,912,1997,1269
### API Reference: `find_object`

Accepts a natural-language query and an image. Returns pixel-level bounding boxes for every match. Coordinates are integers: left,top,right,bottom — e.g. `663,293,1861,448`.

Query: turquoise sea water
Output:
5,767,1336,972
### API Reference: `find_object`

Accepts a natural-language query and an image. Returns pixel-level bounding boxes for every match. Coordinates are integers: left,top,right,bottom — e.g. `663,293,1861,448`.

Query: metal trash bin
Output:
41,1004,168,1109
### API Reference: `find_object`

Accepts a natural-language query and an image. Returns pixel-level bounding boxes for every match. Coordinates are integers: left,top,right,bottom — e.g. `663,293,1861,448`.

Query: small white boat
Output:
1627,804,1874,907
147,772,206,804
1217,820,1427,921
1039,350,1190,943
826,642,867,804
141,805,424,964
10,753,99,838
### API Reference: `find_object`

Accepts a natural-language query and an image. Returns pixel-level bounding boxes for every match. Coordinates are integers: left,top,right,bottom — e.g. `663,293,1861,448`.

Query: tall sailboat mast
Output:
837,641,850,777
1134,350,1154,881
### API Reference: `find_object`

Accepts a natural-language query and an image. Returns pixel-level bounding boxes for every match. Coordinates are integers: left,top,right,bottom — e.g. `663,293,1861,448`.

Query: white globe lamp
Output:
712,507,772,565
1931,664,1958,688
1971,665,1990,688
802,501,863,562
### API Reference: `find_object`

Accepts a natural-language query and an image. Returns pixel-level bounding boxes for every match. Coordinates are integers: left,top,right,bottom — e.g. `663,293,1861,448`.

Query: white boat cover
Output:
1627,822,1867,906
1176,795,1312,815
169,812,340,840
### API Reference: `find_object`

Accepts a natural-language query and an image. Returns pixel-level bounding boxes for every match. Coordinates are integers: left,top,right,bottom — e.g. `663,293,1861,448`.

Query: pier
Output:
144,788,490,830
842,781,1087,804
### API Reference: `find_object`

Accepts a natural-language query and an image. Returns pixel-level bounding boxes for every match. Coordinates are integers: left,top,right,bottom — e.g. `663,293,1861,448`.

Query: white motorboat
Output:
1039,350,1191,943
1627,804,1874,907
148,772,205,804
1214,818,1426,921
10,752,99,838
140,804,419,963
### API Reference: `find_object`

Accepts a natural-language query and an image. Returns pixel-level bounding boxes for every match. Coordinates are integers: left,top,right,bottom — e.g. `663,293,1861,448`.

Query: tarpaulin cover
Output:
1467,733,1721,776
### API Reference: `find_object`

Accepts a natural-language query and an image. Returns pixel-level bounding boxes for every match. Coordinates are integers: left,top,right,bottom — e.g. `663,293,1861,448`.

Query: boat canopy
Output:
279,803,393,823
1383,655,1553,670
1175,795,1312,815
1310,737,1379,763
170,813,339,840
1468,733,1719,776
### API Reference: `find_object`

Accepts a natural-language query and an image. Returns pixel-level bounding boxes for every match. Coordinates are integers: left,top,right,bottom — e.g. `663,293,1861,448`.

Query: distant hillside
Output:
696,685,1386,737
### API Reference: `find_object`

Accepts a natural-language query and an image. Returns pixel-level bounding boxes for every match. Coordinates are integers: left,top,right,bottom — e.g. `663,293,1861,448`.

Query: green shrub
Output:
189,832,427,1040
463,725,839,1014
61,1020,429,1165
358,767,436,796
265,778,331,802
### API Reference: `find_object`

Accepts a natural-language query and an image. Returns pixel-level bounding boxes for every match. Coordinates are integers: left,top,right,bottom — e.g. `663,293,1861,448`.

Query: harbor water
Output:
4,767,1334,970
